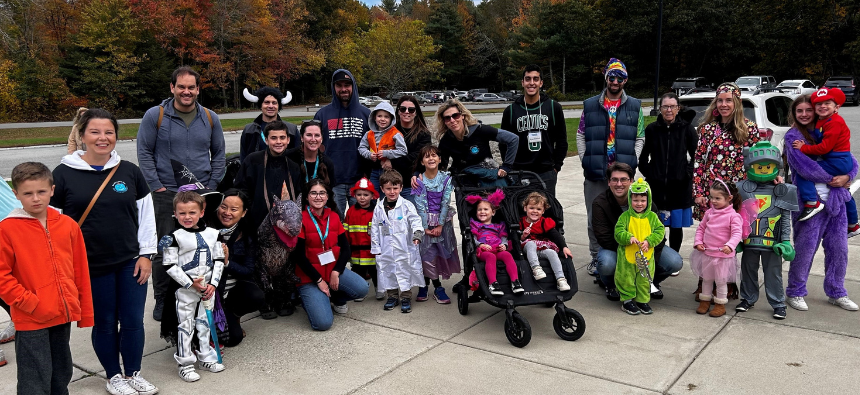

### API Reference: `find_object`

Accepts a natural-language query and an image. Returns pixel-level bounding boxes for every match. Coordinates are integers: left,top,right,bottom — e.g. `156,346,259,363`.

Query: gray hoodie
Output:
358,102,408,161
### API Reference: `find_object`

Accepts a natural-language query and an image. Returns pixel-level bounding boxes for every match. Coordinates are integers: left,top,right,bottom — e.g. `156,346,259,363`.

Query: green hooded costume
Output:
614,178,666,302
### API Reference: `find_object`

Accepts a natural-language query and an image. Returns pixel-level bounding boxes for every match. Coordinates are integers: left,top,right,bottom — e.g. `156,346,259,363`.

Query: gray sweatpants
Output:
523,241,565,279
584,179,609,259
740,249,786,308
16,323,73,395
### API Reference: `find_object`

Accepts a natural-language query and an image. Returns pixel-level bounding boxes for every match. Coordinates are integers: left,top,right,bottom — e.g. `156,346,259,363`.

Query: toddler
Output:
344,178,381,300
468,189,524,296
359,102,408,196
520,191,572,291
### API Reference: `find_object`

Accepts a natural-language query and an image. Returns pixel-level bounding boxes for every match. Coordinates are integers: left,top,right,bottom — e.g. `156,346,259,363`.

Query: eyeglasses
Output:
660,105,679,111
609,177,631,184
309,191,327,197
607,77,626,83
398,106,417,114
442,112,462,122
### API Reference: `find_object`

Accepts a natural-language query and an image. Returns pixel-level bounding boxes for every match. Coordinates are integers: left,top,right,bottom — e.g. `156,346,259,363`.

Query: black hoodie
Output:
500,93,568,173
312,69,370,185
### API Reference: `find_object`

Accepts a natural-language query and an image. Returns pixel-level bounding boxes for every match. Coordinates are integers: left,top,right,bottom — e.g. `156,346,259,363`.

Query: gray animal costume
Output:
255,181,303,314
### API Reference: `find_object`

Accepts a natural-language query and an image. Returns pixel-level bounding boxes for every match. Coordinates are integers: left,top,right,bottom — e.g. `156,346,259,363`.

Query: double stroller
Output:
451,171,585,347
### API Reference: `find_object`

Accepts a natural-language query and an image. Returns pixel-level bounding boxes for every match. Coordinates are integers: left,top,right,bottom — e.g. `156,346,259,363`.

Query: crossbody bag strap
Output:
78,162,120,227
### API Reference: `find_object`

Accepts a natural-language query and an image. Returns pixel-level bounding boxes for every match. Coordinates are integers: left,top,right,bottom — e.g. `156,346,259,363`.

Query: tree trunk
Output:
562,56,566,95
549,60,554,87
223,87,228,108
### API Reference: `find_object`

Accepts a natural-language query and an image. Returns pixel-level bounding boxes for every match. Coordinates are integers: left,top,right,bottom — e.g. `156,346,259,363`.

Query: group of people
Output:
0,57,857,395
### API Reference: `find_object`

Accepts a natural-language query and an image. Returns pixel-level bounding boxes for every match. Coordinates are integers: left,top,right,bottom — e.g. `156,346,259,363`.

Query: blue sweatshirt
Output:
313,69,371,185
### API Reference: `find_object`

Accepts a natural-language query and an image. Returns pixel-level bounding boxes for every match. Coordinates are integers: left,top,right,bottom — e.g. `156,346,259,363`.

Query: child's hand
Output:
522,227,531,237
223,244,230,263
791,140,805,149
202,285,216,300
629,236,640,246
562,247,572,258
191,277,207,292
720,245,733,254
479,244,492,251
640,240,650,252
695,244,705,251
381,160,392,170
498,244,507,251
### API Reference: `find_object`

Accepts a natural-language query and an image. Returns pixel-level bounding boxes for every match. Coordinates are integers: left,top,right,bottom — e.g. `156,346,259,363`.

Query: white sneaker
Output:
0,349,7,367
375,290,386,300
178,365,200,382
557,278,571,292
128,371,159,395
353,297,364,302
828,296,859,311
787,296,808,311
199,361,225,373
106,373,137,395
531,266,547,280
0,322,14,343
333,304,348,315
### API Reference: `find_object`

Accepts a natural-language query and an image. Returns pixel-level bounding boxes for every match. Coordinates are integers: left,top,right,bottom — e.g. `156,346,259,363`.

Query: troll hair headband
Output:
716,83,741,99
465,189,505,209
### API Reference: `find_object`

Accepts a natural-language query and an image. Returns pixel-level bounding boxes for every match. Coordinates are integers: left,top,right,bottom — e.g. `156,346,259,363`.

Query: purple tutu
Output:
690,250,740,284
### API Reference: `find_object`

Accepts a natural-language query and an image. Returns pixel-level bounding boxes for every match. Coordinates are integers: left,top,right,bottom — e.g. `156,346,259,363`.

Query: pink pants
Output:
702,280,728,302
477,250,518,283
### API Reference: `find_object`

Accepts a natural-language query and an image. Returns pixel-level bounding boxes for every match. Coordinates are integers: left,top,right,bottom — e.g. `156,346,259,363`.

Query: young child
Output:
791,87,859,236
158,191,226,382
0,162,94,392
614,178,665,315
412,145,461,304
358,102,408,196
370,171,424,313
691,180,750,317
344,178,382,301
468,189,524,296
520,191,572,291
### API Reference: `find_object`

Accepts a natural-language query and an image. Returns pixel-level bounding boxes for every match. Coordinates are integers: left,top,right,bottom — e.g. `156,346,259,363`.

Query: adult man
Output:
500,64,567,195
137,66,226,321
592,163,683,300
313,69,370,213
577,58,645,273
239,86,299,163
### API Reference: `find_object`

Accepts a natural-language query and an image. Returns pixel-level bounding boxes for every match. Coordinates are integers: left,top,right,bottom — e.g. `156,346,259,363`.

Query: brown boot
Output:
709,303,726,317
696,300,711,314
693,278,703,302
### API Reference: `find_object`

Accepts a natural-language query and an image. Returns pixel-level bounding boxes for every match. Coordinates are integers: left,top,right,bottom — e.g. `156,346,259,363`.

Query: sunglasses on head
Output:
607,76,626,83
398,106,417,114
442,112,462,122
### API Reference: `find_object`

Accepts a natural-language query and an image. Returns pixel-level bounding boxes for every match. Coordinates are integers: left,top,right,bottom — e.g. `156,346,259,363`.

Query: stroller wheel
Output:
553,307,586,341
457,288,469,315
504,311,531,348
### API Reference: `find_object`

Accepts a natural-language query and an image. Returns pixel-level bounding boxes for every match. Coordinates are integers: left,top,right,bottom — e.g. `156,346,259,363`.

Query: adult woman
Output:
639,93,698,252
392,96,432,203
295,179,368,330
215,189,266,345
286,120,337,199
692,83,760,220
51,109,158,395
433,99,518,186
784,95,859,311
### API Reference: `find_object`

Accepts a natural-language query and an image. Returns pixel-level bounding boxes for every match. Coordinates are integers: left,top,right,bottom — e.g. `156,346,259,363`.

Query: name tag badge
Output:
528,132,542,143
318,250,335,265
381,225,391,236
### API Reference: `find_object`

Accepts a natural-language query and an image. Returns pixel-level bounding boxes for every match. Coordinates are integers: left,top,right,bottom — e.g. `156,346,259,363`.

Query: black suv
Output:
823,76,859,106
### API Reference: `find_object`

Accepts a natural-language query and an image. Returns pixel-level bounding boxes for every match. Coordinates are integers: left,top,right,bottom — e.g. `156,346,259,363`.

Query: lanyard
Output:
307,206,330,243
305,157,319,183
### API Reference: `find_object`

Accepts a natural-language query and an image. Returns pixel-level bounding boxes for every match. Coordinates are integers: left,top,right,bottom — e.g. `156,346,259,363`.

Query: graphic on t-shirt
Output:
112,181,128,193
327,117,364,140
516,112,549,152
604,98,620,165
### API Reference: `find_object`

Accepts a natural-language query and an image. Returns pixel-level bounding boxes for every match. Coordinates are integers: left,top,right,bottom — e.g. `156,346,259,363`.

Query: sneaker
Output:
433,287,451,304
586,258,599,276
511,279,525,294
400,298,412,313
787,296,808,311
828,296,860,311
199,361,225,373
636,302,653,315
353,297,365,302
0,349,6,367
773,307,787,320
106,374,136,395
531,266,547,280
651,284,664,300
332,303,348,315
416,286,429,302
606,287,620,301
375,290,386,300
277,304,295,316
489,282,504,296
670,271,681,277
177,365,200,383
127,372,159,395
384,297,399,310
152,296,165,322
798,201,824,221
0,322,14,344
735,299,754,312
260,309,278,320
557,278,571,292
849,224,860,238
621,300,641,315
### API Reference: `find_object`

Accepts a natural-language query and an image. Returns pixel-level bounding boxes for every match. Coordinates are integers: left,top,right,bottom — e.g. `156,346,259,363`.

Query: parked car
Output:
678,91,794,150
467,88,488,101
389,91,428,104
671,77,712,96
775,80,817,97
427,92,445,103
359,96,384,107
474,93,506,102
735,75,777,93
454,91,468,101
823,76,859,106
497,91,516,100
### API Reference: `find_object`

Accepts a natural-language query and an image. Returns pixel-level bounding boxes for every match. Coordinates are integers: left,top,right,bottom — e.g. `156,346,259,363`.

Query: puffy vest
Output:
582,94,641,180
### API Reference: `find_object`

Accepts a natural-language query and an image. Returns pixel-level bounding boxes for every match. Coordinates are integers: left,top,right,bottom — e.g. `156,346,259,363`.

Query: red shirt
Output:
296,207,345,285
801,114,851,155
519,216,557,240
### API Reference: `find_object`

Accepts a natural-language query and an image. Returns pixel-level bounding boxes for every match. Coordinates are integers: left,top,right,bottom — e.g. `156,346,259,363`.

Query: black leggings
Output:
351,264,377,287
1,298,9,315
222,280,265,347
424,277,442,288
668,227,684,253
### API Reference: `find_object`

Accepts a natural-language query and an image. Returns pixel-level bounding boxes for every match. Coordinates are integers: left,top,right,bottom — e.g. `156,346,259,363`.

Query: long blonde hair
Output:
698,90,750,144
434,99,478,140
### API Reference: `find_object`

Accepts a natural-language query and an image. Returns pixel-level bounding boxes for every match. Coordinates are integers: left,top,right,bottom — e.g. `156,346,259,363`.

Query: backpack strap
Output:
204,107,213,131
156,105,214,131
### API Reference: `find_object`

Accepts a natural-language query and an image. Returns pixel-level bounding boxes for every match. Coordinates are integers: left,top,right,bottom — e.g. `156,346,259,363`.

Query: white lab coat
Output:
371,197,425,292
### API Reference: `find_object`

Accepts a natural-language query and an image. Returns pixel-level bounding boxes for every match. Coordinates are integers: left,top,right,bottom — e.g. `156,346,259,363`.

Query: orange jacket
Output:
0,208,94,331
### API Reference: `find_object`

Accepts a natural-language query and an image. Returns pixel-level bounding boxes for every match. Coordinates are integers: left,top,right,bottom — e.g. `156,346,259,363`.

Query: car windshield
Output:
736,77,759,85
672,81,696,88
777,82,799,87
681,98,757,127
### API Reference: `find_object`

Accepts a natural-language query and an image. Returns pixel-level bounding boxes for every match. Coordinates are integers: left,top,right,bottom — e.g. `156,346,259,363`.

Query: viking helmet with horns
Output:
243,86,293,110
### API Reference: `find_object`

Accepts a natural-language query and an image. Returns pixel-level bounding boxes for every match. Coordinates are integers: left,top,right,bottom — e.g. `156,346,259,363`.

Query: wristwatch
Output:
142,254,156,260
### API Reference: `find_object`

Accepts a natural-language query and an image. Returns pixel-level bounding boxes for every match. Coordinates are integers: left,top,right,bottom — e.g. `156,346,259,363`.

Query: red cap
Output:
811,87,846,106
349,178,379,199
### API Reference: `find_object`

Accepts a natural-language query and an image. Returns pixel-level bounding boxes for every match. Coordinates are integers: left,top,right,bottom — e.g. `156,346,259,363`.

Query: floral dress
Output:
692,119,760,220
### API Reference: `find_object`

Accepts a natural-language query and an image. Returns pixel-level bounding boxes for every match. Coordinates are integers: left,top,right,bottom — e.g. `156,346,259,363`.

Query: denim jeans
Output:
332,183,357,215
400,187,416,207
90,259,148,377
298,269,368,331
596,246,683,288
534,169,558,197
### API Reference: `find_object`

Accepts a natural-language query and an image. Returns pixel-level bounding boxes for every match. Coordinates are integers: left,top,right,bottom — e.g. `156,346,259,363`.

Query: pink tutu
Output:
690,250,740,284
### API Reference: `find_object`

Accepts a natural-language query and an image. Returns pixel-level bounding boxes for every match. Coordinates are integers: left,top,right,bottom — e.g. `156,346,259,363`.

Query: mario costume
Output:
344,178,379,291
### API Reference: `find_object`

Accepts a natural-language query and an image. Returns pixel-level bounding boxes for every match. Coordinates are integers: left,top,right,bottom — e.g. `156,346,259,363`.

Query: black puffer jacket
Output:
638,108,698,211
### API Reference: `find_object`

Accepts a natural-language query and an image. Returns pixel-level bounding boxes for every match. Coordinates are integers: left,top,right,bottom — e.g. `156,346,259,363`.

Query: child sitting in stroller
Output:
468,189,524,296
520,191,572,291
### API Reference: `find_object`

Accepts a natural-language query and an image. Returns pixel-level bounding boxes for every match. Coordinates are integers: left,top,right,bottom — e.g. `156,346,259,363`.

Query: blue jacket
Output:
313,69,370,185
580,91,642,181
137,98,226,191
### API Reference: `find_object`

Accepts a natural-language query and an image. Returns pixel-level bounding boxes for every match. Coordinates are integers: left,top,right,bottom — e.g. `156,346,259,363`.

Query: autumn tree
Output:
354,18,441,94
